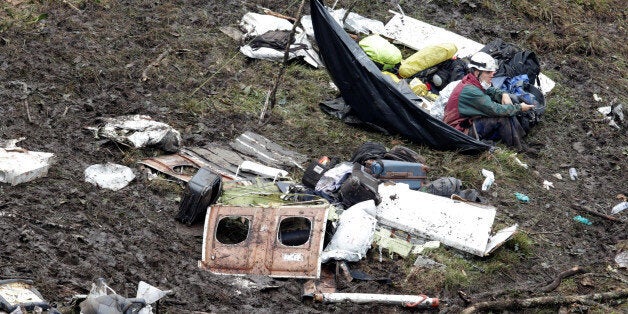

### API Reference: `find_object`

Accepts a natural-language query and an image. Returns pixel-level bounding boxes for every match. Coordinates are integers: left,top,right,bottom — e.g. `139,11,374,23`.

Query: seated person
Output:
443,52,535,151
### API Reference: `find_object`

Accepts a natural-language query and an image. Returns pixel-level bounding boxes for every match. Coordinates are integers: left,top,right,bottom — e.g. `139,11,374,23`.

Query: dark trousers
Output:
471,116,526,150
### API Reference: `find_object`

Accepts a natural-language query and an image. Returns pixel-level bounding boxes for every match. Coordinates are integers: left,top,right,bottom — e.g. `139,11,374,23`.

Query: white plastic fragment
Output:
542,180,554,190
412,241,441,255
136,281,172,314
611,201,628,215
320,200,377,263
84,163,136,191
552,173,563,180
512,156,528,169
237,160,288,179
593,94,602,102
0,140,55,186
615,251,628,268
569,168,578,180
598,106,612,116
481,169,495,191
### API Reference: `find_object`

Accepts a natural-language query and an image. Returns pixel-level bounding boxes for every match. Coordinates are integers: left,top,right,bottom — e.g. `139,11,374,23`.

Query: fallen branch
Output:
461,288,628,314
261,8,296,22
63,0,82,13
571,204,623,222
538,266,586,293
141,47,172,82
1,211,76,230
24,100,32,123
258,0,306,124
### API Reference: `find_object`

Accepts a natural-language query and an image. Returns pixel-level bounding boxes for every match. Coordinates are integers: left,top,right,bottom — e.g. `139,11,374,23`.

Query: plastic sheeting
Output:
310,0,490,153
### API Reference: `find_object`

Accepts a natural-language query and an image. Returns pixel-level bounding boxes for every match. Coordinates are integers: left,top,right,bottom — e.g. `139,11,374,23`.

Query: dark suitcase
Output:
366,159,429,190
301,156,338,188
176,167,222,226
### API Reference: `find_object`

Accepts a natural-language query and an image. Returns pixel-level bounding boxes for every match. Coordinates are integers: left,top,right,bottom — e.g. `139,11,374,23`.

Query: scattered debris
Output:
542,180,554,190
238,12,322,68
572,142,586,154
89,115,181,153
302,267,336,298
571,204,623,222
231,276,284,292
139,132,304,183
511,155,528,169
515,192,529,203
596,103,624,129
84,163,136,191
0,138,55,186
200,204,329,278
237,160,288,179
569,167,578,180
611,201,627,215
615,251,628,268
481,169,494,191
78,278,170,314
552,173,563,180
412,240,441,255
413,255,445,268
0,279,59,313
313,292,439,308
593,94,602,102
376,183,517,256
573,215,592,225
373,228,413,259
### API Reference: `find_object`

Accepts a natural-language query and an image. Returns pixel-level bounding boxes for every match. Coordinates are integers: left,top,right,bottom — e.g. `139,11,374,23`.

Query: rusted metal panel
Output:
199,204,329,279
137,153,201,182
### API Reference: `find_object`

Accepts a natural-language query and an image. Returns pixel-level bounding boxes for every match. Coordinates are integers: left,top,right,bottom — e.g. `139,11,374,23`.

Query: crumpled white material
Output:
94,115,181,153
85,163,135,191
481,169,495,191
239,12,323,68
315,162,353,194
320,200,377,263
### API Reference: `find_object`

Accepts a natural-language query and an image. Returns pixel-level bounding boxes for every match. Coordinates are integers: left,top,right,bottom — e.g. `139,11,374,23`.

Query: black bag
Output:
176,167,222,226
339,164,381,208
481,39,541,85
249,30,306,52
514,83,545,133
384,145,426,163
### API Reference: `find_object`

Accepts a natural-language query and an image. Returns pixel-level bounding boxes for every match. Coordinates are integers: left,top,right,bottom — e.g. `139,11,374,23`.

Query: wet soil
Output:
0,0,626,313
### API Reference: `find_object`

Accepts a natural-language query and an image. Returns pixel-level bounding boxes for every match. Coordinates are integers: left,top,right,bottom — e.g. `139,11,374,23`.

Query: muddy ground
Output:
1,0,626,313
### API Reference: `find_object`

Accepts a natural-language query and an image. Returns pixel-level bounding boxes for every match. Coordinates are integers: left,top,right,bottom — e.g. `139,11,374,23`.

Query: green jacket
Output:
444,73,522,131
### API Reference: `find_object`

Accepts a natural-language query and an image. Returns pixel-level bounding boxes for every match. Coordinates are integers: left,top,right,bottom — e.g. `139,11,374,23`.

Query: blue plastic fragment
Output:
573,215,592,225
514,192,529,203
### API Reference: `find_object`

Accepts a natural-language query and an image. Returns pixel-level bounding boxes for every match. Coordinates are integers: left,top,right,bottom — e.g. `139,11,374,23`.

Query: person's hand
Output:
521,103,535,112
501,93,512,105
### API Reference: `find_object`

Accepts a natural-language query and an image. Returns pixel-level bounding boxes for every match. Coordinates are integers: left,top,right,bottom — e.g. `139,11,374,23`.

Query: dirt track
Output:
1,0,626,313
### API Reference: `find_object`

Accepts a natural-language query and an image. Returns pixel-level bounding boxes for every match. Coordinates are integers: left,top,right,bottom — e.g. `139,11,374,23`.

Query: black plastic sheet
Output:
310,0,490,153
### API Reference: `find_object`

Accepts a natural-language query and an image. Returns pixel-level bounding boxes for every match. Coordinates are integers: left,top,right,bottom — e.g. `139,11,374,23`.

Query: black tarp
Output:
310,0,490,153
